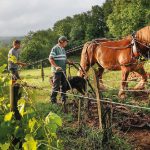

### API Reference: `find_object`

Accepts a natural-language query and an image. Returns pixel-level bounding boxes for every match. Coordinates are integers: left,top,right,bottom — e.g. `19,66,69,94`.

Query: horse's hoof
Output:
118,91,126,99
133,86,145,90
119,94,126,99
133,80,145,90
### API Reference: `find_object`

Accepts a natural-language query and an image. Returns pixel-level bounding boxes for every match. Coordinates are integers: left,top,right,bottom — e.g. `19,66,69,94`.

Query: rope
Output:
102,83,150,92
66,44,83,52
61,70,74,93
89,76,150,83
19,82,150,111
100,43,133,50
135,39,150,49
66,47,83,54
26,58,49,67
25,46,83,67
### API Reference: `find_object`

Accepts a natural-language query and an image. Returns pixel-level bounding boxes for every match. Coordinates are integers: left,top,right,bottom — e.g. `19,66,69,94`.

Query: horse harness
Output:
131,32,150,61
131,32,141,60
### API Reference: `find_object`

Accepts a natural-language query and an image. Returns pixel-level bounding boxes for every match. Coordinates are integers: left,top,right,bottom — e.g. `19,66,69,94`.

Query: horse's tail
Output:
80,41,98,67
82,41,91,53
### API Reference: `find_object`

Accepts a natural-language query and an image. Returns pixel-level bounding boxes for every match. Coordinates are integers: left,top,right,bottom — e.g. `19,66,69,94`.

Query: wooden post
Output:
78,98,81,127
83,92,89,126
92,68,103,130
10,78,22,148
10,81,14,112
102,102,113,149
41,61,44,81
148,93,150,107
10,79,21,120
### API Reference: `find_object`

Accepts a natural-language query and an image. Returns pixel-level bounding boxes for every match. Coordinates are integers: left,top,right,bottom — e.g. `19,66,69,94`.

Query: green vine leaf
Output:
28,117,37,133
18,99,26,117
0,64,7,73
45,112,62,127
0,143,10,150
4,112,13,122
23,134,37,150
8,54,17,64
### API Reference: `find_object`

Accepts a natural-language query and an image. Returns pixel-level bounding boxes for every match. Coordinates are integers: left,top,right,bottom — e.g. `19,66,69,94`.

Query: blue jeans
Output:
51,72,67,103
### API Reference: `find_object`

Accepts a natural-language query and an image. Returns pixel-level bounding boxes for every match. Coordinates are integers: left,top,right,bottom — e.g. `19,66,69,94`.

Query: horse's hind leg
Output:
97,67,105,90
118,67,130,99
133,66,147,90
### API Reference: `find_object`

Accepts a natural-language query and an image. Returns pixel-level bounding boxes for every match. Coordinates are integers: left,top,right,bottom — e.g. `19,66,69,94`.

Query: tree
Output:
106,0,150,38
85,5,107,40
53,17,73,39
20,29,57,64
69,13,88,46
0,47,9,66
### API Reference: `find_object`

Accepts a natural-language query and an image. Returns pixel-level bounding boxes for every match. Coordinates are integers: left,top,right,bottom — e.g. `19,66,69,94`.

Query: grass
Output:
2,57,150,149
20,58,150,108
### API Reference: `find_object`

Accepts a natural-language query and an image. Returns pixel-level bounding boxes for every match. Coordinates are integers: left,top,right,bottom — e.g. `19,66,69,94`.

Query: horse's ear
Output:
131,31,136,38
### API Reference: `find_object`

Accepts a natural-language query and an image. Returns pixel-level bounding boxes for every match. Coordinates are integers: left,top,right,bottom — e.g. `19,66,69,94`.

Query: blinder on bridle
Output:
131,32,140,58
131,31,150,60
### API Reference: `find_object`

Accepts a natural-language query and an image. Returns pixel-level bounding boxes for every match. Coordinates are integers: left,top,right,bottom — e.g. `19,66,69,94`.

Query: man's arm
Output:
8,52,26,67
49,57,62,70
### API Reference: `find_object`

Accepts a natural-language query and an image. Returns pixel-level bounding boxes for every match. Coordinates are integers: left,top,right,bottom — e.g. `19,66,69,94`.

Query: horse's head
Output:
135,26,150,58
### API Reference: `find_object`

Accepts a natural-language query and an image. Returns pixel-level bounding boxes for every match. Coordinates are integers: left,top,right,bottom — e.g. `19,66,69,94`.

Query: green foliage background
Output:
0,0,150,65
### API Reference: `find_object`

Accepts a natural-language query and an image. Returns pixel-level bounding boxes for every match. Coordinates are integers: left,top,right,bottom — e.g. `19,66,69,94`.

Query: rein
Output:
135,39,150,49
100,43,132,50
87,38,133,50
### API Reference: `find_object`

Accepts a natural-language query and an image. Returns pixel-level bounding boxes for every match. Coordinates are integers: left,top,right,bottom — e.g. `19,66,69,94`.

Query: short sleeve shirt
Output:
8,48,19,70
49,44,67,72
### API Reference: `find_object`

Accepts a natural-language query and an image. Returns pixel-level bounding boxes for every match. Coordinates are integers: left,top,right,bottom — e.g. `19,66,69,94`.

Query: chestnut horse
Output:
78,26,150,98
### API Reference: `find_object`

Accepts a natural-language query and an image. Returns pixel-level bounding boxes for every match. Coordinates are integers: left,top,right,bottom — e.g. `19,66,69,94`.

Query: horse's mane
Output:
136,26,150,44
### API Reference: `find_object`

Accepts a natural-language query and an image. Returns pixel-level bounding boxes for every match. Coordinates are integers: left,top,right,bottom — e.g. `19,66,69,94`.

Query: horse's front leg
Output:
134,66,147,90
118,67,129,99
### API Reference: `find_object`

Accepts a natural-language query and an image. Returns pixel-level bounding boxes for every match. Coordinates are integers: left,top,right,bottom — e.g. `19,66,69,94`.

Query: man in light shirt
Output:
49,36,72,104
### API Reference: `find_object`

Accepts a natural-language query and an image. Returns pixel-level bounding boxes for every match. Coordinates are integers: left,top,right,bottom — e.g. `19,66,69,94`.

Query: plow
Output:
71,99,150,130
128,71,150,81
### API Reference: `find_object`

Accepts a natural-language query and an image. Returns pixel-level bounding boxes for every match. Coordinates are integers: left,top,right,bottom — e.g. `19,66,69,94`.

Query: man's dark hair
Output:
13,40,21,45
58,36,69,43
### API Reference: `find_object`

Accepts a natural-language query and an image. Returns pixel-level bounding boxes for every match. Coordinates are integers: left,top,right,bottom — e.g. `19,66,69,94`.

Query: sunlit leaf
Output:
45,112,62,127
28,117,37,133
18,99,26,105
0,97,5,103
57,139,62,148
18,99,26,117
23,134,37,150
0,143,10,150
51,132,57,138
8,54,17,64
4,112,13,122
0,64,7,73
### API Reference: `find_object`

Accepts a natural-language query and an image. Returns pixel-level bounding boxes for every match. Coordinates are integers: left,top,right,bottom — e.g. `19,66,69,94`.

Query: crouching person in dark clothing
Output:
49,36,73,105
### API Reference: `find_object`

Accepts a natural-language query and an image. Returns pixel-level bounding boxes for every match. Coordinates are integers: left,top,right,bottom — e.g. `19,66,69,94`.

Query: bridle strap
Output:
131,33,140,58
